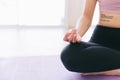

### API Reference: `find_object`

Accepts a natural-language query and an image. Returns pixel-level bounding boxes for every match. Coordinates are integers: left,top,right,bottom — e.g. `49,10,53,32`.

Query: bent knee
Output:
60,43,85,72
60,52,80,72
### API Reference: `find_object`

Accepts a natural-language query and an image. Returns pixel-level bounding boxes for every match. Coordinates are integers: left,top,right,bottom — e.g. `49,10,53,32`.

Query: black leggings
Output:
60,25,120,73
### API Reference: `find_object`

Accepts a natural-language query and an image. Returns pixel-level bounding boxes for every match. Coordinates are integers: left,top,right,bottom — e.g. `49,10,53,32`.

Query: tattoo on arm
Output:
100,14,114,22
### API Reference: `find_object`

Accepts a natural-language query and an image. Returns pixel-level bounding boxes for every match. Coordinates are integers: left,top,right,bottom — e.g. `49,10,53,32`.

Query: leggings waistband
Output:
96,24,120,30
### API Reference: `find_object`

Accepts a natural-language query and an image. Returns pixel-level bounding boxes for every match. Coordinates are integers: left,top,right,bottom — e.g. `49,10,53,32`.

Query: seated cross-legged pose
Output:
60,0,120,76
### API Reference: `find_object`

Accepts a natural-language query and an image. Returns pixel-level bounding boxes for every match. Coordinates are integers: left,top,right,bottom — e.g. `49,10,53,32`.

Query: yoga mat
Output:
0,55,119,80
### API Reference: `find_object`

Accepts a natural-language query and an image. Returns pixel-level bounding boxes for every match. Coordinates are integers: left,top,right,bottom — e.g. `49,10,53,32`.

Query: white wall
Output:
64,0,85,29
0,0,18,25
0,0,99,27
0,0,65,26
17,0,65,26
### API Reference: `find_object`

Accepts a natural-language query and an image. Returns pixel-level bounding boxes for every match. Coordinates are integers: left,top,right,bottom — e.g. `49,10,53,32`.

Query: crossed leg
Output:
61,41,120,76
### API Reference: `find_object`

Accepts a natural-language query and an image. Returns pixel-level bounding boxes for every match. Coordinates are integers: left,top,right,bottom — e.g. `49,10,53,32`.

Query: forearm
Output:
76,15,92,37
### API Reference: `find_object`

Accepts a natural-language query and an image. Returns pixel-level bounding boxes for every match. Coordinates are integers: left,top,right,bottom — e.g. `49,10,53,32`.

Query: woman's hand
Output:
63,28,82,43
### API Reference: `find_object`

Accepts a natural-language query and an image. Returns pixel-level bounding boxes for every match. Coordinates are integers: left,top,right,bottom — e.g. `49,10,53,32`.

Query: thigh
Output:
61,41,120,72
77,45,120,72
61,41,102,58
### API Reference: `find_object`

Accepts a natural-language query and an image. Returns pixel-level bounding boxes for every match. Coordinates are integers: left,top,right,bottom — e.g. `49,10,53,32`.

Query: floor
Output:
0,55,120,80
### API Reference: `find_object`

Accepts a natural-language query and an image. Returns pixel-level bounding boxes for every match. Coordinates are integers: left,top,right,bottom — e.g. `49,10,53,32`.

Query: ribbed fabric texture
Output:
98,0,120,13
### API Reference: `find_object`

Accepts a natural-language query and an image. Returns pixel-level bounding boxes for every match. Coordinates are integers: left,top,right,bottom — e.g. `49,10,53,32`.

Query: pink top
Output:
98,0,120,13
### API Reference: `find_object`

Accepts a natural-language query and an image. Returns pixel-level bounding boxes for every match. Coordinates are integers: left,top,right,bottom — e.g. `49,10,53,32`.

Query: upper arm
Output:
82,0,97,20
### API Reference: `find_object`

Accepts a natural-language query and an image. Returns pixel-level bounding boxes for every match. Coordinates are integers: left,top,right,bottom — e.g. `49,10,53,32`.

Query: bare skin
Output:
81,69,120,76
64,0,120,75
99,11,120,28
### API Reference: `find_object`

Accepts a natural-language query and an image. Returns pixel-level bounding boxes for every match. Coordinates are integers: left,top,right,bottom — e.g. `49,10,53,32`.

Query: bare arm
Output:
77,0,97,37
64,0,97,43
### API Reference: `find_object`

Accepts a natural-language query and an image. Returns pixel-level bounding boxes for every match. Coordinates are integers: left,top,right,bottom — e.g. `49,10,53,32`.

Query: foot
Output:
81,69,120,76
